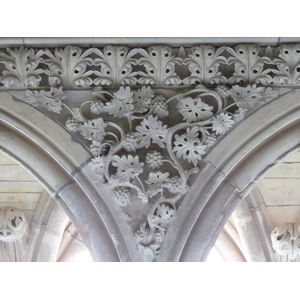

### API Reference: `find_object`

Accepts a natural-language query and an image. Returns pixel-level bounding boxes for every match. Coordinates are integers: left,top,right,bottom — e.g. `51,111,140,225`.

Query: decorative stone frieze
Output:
1,44,300,89
0,207,27,242
271,223,300,261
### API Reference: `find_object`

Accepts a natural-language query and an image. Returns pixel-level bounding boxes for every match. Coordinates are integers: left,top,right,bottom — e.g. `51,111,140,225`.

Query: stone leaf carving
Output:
43,83,279,261
177,96,214,123
0,47,44,88
273,44,300,84
271,223,300,261
173,126,207,166
183,45,227,85
102,86,135,117
227,44,273,85
24,87,66,113
138,46,183,85
151,203,175,231
79,118,107,142
230,84,264,110
145,172,170,198
0,207,27,242
4,44,300,89
134,115,168,149
44,46,94,87
94,46,138,86
135,221,163,262
211,112,235,135
112,155,144,183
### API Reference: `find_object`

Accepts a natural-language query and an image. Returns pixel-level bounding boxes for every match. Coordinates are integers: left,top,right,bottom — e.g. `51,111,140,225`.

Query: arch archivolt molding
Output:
1,43,300,261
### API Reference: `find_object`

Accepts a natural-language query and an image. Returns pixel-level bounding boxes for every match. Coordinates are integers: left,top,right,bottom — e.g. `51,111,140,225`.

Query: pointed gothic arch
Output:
0,91,135,261
160,88,300,261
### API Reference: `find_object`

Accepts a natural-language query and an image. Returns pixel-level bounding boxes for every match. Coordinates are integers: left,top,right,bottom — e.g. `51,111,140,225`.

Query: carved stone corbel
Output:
271,223,300,261
0,207,27,242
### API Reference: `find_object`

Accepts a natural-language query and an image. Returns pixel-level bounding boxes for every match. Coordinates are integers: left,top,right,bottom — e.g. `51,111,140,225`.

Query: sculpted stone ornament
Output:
94,46,139,86
25,87,66,113
183,45,227,85
0,207,27,243
271,223,300,261
22,82,279,261
44,46,94,87
0,44,299,89
49,83,277,261
227,44,273,85
0,47,44,88
137,46,183,85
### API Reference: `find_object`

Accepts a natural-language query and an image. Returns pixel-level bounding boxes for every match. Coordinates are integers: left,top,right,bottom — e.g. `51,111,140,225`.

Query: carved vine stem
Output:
22,80,280,262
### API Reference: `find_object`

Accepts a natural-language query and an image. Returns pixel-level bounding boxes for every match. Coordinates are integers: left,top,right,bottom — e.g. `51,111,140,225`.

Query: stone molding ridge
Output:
1,44,300,89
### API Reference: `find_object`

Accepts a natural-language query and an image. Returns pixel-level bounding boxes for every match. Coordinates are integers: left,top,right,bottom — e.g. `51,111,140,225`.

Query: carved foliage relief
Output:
0,44,300,89
0,47,44,88
24,80,279,261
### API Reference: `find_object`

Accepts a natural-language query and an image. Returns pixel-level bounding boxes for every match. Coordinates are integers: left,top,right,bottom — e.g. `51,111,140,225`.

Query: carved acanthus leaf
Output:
272,44,300,84
138,46,183,85
0,47,44,88
227,44,273,85
183,45,227,85
94,46,138,86
3,43,300,89
44,46,94,87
